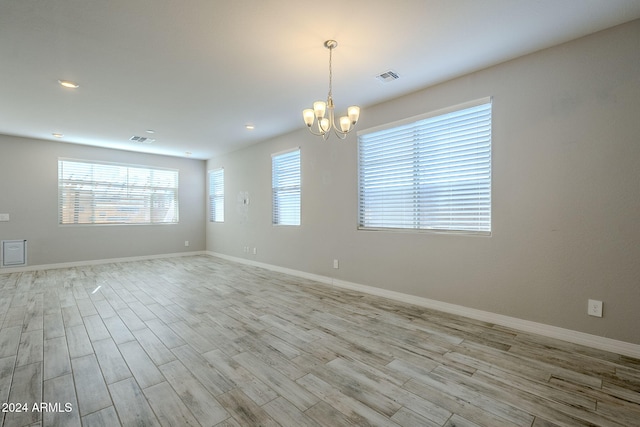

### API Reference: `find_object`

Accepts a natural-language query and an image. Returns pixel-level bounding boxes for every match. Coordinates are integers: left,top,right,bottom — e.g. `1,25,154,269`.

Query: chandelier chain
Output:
328,45,333,101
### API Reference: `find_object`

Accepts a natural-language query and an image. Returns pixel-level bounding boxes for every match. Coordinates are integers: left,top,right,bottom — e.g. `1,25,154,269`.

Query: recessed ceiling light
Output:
52,133,64,138
145,129,155,134
245,124,255,130
58,80,79,89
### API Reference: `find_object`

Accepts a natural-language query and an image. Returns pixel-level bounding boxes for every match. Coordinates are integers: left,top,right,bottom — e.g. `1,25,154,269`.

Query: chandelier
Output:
302,40,360,140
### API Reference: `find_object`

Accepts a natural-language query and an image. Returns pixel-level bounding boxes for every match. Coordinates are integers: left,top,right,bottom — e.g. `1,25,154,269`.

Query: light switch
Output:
0,213,9,222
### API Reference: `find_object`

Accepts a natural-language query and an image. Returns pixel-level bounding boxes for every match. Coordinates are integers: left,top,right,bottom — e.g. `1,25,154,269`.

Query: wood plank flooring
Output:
0,255,638,426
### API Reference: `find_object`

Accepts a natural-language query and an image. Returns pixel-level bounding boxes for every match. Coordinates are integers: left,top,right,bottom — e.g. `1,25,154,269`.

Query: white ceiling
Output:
1,1,639,159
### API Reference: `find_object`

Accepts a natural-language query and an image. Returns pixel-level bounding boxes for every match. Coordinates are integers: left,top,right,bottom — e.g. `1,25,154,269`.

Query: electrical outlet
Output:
333,259,339,269
252,247,257,255
588,299,603,317
184,241,189,247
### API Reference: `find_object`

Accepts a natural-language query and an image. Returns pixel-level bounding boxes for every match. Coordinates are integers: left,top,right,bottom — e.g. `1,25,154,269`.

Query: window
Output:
58,159,179,225
208,168,224,222
272,148,301,226
358,98,492,234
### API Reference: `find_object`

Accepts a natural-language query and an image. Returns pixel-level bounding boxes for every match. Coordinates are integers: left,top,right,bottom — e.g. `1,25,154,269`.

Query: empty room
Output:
1,1,639,426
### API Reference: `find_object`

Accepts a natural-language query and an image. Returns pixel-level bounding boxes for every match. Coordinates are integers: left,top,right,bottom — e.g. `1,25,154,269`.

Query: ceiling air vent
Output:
376,70,400,83
129,136,155,143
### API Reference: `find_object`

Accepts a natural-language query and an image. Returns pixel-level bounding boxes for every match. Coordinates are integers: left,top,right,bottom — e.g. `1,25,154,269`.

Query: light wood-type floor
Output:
0,255,639,427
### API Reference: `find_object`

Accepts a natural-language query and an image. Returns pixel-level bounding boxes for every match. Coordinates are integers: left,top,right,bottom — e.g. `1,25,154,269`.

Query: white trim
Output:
58,156,179,173
5,250,637,358
207,251,640,359
357,96,492,136
270,146,301,158
0,251,207,274
210,251,331,284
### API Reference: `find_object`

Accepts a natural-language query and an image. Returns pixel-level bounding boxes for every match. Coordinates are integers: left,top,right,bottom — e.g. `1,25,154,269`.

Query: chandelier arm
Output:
305,126,326,137
332,129,348,139
329,109,354,136
323,109,333,132
305,115,333,138
329,115,344,134
330,121,350,137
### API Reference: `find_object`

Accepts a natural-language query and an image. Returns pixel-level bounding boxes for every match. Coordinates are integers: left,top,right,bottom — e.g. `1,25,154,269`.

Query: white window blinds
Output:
208,168,224,222
358,98,492,233
58,159,179,225
272,148,301,226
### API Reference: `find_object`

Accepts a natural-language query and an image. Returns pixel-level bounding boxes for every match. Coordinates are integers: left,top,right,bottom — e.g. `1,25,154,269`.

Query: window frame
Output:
357,97,492,235
58,158,179,226
271,147,301,226
208,168,225,223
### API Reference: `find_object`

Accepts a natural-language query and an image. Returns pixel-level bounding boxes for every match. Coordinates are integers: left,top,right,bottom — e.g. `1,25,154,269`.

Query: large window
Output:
58,159,179,225
208,168,224,222
358,98,492,234
272,148,301,226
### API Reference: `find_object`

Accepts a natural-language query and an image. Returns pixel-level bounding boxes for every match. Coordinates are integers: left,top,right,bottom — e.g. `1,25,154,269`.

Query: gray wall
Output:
207,20,640,344
0,135,206,265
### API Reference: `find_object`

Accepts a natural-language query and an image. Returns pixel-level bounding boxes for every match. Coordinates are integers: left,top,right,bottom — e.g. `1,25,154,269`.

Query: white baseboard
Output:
5,250,636,358
0,251,207,273
208,251,640,359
